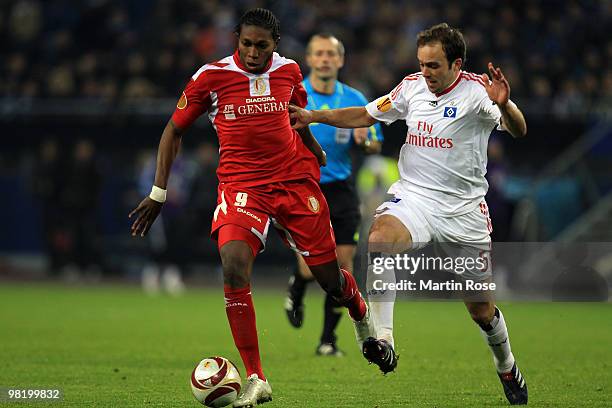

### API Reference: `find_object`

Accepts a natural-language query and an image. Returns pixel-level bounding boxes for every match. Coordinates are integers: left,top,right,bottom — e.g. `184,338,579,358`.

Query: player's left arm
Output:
499,100,526,139
297,126,327,166
291,65,327,166
482,62,527,138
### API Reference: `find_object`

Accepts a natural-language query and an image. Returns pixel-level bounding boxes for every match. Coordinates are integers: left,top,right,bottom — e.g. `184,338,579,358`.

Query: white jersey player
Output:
289,23,529,406
370,70,501,216
366,69,501,248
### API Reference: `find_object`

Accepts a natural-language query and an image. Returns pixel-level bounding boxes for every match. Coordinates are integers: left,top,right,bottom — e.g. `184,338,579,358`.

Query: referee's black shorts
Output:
320,178,361,246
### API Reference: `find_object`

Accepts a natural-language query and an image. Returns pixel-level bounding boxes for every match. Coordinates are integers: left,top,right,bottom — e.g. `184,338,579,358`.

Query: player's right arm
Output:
129,120,184,236
290,105,377,129
130,69,211,237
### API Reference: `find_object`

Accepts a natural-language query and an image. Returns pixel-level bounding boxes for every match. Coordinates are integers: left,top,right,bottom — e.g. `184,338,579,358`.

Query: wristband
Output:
149,185,167,203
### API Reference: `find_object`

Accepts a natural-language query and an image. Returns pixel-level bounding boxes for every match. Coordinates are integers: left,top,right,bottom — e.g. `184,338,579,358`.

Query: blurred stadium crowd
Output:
0,1,611,290
1,0,611,117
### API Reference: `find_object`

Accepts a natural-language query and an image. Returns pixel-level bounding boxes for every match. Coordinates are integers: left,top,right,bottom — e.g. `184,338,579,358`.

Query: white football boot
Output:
233,374,272,407
352,304,373,349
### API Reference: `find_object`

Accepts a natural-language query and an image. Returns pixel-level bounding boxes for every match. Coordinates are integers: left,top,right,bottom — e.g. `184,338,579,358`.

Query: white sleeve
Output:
365,80,408,125
476,93,504,130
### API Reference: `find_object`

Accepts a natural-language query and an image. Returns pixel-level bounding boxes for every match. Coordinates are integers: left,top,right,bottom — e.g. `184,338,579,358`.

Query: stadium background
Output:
0,1,610,407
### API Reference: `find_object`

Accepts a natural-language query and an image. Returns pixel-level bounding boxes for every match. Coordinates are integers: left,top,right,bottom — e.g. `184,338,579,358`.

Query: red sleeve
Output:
289,65,308,108
171,73,212,129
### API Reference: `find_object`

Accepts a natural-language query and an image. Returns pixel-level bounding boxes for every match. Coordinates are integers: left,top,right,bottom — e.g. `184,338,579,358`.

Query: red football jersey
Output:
171,51,319,186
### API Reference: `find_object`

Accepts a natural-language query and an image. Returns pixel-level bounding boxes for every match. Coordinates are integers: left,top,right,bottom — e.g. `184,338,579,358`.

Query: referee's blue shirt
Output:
303,78,383,184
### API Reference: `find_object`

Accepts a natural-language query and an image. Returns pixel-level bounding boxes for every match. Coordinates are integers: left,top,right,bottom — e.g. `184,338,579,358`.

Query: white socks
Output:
480,307,515,373
367,253,396,348
366,252,517,374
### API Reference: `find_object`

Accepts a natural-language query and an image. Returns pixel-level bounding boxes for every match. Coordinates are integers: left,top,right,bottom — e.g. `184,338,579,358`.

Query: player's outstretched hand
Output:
288,104,312,129
129,197,163,237
481,62,510,107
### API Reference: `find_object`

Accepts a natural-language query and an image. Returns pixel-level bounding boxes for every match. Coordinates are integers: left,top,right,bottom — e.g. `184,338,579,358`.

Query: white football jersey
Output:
366,71,504,216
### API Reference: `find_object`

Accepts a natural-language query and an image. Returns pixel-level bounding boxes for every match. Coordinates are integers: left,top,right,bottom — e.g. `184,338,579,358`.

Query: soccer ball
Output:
190,357,242,407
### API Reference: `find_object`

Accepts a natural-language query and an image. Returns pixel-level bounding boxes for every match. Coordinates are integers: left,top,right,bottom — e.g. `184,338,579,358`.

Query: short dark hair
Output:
417,23,466,68
306,33,345,57
234,8,280,42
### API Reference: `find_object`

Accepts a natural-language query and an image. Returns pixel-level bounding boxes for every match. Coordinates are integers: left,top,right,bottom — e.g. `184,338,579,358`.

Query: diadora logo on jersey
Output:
249,76,270,96
177,92,187,109
376,96,392,112
223,104,236,120
245,96,276,104
443,106,457,118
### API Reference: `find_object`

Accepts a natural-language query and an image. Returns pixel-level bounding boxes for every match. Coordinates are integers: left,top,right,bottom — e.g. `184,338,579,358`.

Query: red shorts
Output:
211,178,337,266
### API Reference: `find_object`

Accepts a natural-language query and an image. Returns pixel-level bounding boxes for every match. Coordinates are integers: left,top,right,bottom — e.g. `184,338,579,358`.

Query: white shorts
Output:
374,194,493,280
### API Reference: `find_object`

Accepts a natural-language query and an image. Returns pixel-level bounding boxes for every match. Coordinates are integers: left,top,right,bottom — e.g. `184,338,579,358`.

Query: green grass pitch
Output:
1,283,610,407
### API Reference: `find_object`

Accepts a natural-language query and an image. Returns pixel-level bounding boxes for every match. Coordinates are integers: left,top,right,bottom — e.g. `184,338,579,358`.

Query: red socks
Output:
224,285,266,381
339,268,367,321
223,271,362,381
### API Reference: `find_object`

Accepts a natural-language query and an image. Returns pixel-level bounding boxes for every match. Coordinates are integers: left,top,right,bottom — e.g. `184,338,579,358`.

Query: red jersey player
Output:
129,8,367,407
